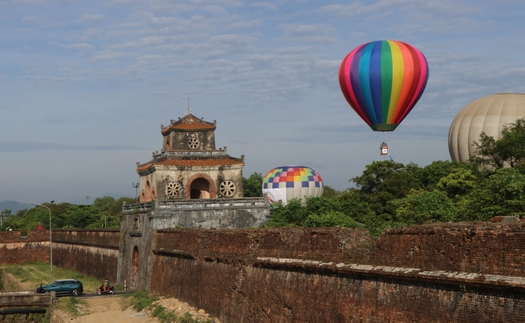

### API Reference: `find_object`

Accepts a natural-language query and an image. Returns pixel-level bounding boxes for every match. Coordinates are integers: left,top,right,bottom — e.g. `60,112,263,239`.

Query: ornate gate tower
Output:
135,112,245,202
120,112,268,290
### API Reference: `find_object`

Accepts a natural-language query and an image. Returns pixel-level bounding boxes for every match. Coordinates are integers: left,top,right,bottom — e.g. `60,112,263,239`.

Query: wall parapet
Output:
52,229,120,249
122,198,269,214
255,257,525,294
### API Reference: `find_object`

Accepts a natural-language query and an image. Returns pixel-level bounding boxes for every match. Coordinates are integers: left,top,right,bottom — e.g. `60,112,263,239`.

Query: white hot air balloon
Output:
449,93,525,162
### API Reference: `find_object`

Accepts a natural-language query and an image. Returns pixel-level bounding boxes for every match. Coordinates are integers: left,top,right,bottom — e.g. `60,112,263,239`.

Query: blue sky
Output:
1,0,525,204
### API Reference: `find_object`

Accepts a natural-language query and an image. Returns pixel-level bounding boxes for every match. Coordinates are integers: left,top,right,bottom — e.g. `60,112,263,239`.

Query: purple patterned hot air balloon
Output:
339,40,429,131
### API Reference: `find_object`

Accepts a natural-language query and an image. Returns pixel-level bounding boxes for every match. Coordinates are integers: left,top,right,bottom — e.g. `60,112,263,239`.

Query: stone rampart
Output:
372,223,525,276
52,230,120,282
4,223,525,322
0,231,49,264
147,224,525,323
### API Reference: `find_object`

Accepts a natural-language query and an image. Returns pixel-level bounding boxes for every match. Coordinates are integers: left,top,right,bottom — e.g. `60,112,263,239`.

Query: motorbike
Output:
97,284,115,295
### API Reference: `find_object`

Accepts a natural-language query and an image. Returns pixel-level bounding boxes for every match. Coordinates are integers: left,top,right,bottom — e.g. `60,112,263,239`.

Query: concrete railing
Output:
122,197,268,214
0,290,54,308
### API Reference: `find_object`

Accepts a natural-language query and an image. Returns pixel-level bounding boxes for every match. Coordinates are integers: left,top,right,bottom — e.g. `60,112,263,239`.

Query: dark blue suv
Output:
36,279,83,296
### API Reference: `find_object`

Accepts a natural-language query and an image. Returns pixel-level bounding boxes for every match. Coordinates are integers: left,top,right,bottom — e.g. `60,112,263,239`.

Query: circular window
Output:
188,137,200,149
220,181,236,197
165,182,182,198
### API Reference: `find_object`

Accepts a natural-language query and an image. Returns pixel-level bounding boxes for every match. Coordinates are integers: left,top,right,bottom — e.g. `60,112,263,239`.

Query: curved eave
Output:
137,158,244,173
161,123,216,135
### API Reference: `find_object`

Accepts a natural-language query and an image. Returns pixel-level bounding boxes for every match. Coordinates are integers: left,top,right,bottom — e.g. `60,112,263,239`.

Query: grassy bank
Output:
0,262,110,293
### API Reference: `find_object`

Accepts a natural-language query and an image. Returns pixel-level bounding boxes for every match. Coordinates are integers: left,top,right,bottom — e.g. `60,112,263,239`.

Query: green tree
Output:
393,189,458,225
472,118,525,171
63,205,101,229
0,207,49,232
419,160,479,191
462,168,525,220
435,167,477,200
335,190,374,225
351,161,422,221
92,196,116,212
263,199,308,228
242,172,263,197
322,186,340,198
303,211,359,228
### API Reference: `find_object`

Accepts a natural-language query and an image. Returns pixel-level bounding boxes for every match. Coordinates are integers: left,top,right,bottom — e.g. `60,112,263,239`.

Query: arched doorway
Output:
131,246,139,289
190,178,211,199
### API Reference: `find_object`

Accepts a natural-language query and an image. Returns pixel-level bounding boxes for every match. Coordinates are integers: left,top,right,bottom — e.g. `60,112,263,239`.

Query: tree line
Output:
0,196,135,233
251,118,525,236
3,118,525,236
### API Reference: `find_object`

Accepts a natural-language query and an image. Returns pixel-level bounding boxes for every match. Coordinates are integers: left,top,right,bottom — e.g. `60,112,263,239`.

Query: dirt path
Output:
53,296,159,323
52,294,220,323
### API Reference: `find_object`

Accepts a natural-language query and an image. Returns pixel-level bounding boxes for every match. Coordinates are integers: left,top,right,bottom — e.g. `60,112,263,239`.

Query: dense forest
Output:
3,118,525,236
0,196,135,233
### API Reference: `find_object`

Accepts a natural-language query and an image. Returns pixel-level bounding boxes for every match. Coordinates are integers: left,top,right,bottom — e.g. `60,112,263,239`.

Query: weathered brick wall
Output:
52,230,120,282
0,231,49,264
149,225,525,323
152,255,525,323
0,230,120,289
372,223,525,276
152,227,373,263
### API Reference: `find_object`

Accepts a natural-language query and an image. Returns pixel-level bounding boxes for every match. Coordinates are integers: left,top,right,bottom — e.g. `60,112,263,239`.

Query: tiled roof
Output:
161,114,216,134
137,157,244,172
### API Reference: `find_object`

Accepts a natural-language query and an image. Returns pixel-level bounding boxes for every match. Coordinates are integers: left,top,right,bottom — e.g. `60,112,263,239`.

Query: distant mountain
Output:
0,200,33,213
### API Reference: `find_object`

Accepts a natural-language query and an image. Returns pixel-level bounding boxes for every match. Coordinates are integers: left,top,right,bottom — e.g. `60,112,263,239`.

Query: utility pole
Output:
31,202,53,282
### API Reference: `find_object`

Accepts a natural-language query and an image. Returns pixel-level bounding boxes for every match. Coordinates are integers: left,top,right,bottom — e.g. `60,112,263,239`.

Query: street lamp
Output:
32,202,53,282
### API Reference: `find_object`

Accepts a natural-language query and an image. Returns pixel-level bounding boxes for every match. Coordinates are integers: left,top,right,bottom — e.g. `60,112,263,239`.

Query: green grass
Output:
60,296,87,316
122,291,216,323
151,306,215,323
0,262,118,293
3,264,217,322
124,289,159,311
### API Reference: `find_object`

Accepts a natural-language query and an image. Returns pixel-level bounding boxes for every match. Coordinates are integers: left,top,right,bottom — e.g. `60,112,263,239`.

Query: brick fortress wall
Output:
0,231,49,264
52,230,120,282
0,230,120,283
372,223,525,276
148,224,525,323
3,224,525,322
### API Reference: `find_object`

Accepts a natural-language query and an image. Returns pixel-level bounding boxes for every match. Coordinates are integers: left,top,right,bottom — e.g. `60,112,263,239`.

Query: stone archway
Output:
186,173,216,199
131,246,139,289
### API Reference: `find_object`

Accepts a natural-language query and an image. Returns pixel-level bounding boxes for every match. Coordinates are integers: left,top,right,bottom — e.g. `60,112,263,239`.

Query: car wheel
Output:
71,289,79,296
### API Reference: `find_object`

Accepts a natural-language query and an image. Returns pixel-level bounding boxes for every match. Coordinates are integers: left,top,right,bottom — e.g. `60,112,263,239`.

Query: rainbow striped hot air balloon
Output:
339,40,429,131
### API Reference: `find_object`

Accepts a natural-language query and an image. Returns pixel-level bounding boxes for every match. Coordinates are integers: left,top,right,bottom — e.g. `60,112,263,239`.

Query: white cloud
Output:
89,51,129,61
228,20,263,29
78,13,105,23
67,43,96,50
251,2,278,11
